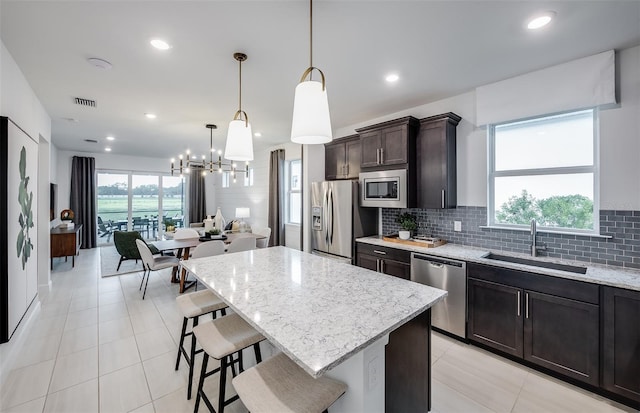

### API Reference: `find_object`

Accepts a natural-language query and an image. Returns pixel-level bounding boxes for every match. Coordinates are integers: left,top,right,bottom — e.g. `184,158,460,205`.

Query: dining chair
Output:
135,239,179,299
191,241,226,259
253,227,271,249
173,228,200,240
226,236,256,253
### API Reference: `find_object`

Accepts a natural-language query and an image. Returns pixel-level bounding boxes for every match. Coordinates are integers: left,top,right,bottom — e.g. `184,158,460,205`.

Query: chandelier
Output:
170,123,249,180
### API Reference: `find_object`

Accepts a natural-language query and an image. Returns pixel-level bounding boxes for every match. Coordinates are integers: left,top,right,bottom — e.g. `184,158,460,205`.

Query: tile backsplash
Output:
381,207,640,270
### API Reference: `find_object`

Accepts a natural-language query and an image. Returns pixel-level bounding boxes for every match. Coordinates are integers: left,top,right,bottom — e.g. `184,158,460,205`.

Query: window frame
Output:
244,167,254,187
221,171,230,188
285,159,302,225
487,108,600,235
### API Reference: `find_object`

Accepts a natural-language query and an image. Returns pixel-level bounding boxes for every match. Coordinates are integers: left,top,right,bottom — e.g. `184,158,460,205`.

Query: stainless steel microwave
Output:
359,169,407,208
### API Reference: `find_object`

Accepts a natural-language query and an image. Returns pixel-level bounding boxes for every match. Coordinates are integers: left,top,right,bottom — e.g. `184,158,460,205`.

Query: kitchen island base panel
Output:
325,335,388,413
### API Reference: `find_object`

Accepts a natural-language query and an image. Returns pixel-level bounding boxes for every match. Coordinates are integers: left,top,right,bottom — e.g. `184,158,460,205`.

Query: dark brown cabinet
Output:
50,225,83,269
324,135,361,180
524,290,599,386
467,262,600,386
416,113,461,209
355,241,430,412
356,242,411,280
468,278,523,357
603,287,640,405
356,117,419,170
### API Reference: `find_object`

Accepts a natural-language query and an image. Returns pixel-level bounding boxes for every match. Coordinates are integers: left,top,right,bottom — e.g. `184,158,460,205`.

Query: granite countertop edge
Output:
356,236,640,292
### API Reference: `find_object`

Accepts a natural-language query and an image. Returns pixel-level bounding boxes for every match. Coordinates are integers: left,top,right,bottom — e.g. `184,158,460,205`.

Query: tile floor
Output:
0,248,636,413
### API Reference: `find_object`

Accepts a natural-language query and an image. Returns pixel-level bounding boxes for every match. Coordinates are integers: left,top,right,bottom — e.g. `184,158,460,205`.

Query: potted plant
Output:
163,218,176,233
396,212,417,240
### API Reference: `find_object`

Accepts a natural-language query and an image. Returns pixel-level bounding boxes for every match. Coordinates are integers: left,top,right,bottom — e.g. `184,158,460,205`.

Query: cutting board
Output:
382,234,447,248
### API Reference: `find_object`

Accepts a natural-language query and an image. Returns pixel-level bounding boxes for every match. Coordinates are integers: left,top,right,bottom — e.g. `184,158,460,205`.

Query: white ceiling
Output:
1,1,639,160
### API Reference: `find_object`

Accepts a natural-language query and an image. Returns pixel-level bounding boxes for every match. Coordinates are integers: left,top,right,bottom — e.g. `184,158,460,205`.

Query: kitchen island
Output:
181,246,447,412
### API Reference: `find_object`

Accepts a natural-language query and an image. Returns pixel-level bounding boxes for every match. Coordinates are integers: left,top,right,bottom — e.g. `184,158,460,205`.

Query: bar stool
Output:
232,352,347,413
175,290,228,399
193,313,265,413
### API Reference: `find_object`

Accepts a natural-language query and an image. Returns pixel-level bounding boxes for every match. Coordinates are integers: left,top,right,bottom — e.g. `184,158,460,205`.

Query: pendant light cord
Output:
309,0,313,69
238,58,242,112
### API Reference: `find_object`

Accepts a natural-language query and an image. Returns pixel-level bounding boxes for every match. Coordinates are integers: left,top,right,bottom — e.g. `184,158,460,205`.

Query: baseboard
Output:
0,299,41,389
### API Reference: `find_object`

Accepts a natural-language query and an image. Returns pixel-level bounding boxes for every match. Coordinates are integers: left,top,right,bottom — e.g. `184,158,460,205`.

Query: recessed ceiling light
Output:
63,117,80,123
527,11,556,30
254,132,262,137
87,57,113,70
105,147,112,152
385,73,400,83
150,39,171,50
106,136,115,141
145,113,157,119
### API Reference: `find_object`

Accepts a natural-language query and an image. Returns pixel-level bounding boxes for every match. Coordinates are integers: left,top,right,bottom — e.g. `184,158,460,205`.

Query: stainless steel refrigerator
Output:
311,181,378,263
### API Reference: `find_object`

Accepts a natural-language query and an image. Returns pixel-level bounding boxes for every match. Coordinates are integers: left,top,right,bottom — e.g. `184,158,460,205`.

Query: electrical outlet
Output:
454,221,462,232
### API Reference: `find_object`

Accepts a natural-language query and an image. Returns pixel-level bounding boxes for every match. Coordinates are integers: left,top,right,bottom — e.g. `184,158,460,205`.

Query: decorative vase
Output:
214,207,226,231
399,230,411,240
204,215,214,232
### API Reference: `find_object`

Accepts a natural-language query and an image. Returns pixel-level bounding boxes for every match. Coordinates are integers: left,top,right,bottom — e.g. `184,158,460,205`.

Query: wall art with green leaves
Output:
17,146,34,270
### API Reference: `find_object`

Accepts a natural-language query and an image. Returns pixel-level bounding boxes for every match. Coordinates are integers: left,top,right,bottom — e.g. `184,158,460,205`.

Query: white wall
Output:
208,142,302,248
56,150,170,214
0,40,52,380
327,45,640,211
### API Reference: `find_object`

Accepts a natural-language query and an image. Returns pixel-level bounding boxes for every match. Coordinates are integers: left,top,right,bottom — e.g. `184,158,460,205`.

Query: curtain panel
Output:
70,156,97,249
268,149,286,246
188,171,206,225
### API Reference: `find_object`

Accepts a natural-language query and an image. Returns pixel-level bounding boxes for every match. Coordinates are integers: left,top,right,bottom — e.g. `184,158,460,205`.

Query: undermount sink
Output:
483,253,588,274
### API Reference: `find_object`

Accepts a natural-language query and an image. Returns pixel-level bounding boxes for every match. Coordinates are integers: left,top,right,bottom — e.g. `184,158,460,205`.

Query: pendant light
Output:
291,0,332,144
225,52,254,161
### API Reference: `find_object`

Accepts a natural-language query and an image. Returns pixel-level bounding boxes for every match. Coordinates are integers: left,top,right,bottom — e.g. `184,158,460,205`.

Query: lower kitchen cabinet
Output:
524,290,599,386
356,243,411,280
355,241,430,412
603,287,640,405
468,278,523,357
467,263,600,387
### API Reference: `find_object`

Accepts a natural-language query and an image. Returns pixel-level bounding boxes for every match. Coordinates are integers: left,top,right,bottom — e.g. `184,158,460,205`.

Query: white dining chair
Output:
226,236,256,253
136,239,179,299
191,241,226,258
253,227,271,249
173,228,200,240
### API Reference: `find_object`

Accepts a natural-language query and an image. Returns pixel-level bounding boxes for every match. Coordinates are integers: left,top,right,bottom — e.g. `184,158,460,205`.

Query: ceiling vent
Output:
84,139,98,143
74,97,97,108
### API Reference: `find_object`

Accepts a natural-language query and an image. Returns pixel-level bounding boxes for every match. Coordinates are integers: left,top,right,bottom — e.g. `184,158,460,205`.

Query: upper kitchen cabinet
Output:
356,116,419,170
417,112,461,209
324,135,361,180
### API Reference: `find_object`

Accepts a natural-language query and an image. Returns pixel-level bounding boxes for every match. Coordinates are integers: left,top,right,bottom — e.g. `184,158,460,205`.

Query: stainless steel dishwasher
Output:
411,253,467,339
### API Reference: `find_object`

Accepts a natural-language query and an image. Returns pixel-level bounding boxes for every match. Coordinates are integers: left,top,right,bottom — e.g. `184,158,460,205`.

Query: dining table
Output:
180,246,447,412
152,232,267,293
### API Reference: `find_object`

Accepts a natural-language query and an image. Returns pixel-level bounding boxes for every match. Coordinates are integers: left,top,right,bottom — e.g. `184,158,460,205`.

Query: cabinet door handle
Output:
376,148,380,164
525,292,529,319
517,291,521,316
380,148,384,164
380,260,385,273
376,259,380,272
345,164,349,176
441,189,446,209
373,250,387,255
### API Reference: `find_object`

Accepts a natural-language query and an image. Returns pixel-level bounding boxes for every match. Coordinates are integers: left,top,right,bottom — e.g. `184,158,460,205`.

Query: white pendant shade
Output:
291,80,333,144
225,119,254,161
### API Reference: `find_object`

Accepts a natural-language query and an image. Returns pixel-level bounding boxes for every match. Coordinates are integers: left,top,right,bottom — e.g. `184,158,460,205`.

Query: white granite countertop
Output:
181,246,447,378
356,236,640,292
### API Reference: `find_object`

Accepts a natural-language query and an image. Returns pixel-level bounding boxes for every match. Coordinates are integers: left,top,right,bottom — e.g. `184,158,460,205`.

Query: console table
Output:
50,224,82,269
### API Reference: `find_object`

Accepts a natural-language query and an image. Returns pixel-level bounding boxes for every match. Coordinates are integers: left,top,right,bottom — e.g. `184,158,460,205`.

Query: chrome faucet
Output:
530,219,546,257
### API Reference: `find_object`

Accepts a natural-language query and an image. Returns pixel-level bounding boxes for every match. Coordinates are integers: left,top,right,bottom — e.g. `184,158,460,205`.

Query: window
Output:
286,160,302,224
488,109,598,234
244,167,254,187
96,171,185,245
222,171,230,188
